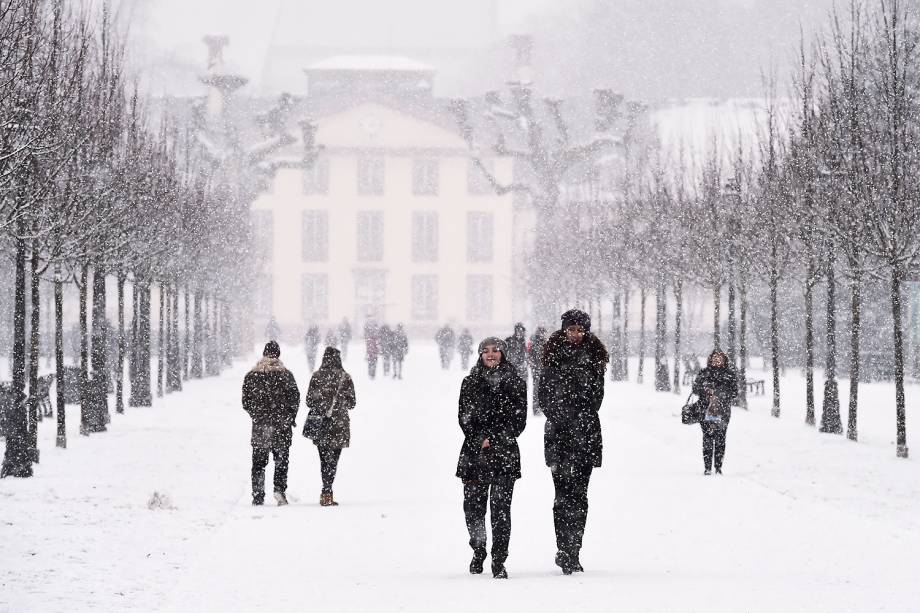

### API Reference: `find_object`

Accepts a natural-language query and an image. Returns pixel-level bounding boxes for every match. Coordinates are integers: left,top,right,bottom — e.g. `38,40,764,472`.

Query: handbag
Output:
681,393,702,425
302,373,344,440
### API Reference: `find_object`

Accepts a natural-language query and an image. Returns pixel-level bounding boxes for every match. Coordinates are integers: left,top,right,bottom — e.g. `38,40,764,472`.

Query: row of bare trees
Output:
1,0,252,478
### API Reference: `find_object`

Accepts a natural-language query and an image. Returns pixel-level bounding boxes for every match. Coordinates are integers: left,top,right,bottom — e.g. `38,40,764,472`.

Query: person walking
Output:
505,322,529,382
338,317,352,361
324,328,339,350
304,347,357,506
538,309,608,574
528,326,548,415
392,324,409,379
436,324,456,370
304,324,320,372
692,350,738,475
457,328,474,370
380,324,394,377
364,318,380,380
242,341,300,506
456,337,527,579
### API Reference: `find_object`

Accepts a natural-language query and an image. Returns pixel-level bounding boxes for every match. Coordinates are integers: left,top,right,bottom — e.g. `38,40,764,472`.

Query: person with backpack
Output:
456,337,527,579
304,347,356,506
691,350,738,475
242,341,300,506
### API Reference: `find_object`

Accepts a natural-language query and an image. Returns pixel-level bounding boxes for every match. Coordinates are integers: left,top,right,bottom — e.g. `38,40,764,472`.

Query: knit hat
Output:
263,340,281,358
477,336,507,355
560,309,591,332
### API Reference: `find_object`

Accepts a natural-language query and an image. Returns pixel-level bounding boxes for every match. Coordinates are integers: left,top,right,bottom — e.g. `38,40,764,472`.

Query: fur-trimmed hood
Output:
249,357,289,374
541,330,609,375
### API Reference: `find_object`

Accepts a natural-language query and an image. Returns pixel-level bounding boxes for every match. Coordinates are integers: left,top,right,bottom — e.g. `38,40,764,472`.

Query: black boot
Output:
491,561,507,579
556,550,579,575
469,548,486,574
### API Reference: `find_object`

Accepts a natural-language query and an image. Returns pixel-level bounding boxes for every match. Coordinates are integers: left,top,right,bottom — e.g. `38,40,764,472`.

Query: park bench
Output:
746,379,766,396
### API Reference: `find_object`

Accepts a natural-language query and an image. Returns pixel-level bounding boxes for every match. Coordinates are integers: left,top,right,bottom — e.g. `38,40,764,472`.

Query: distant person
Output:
539,309,608,574
392,324,409,380
304,324,320,372
242,341,300,506
505,323,528,382
528,326,548,415
456,337,527,579
265,317,281,341
436,324,456,370
457,328,474,370
692,350,738,475
338,317,352,361
364,318,380,380
304,347,356,506
324,328,339,350
380,324,394,377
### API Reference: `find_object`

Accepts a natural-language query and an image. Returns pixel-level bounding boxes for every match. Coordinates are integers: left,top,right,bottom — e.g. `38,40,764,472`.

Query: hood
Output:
320,346,343,370
249,356,288,374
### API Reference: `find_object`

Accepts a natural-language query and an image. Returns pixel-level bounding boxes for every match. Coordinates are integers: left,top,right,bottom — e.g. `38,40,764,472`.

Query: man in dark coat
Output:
392,324,408,379
304,324,320,372
456,337,527,579
538,309,608,574
692,350,738,475
242,341,300,506
457,328,474,370
380,324,394,376
338,317,352,360
436,324,456,369
504,322,529,382
364,318,380,379
528,326,548,415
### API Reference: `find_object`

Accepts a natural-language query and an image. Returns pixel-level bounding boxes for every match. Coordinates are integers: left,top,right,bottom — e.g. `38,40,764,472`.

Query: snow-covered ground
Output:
1,343,918,612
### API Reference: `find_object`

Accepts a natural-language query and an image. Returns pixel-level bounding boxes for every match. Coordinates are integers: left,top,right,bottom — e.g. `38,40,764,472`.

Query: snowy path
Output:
2,344,919,612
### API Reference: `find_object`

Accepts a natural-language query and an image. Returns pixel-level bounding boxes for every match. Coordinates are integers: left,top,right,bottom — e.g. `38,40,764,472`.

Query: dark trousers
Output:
318,447,343,493
551,464,593,557
393,357,403,379
252,444,290,498
383,355,391,376
531,370,542,415
367,355,377,379
701,422,728,471
463,481,514,563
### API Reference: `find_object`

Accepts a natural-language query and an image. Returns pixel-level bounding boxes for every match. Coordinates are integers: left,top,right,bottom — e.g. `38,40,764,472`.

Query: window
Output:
466,212,494,263
466,275,493,322
255,273,273,315
357,156,385,195
411,275,438,320
303,157,329,195
354,270,386,323
302,210,328,262
412,212,438,263
357,211,384,262
467,158,496,195
412,158,439,196
252,210,273,262
301,274,328,322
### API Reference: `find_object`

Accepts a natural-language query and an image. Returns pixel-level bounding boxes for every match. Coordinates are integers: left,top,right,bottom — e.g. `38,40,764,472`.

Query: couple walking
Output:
456,309,608,578
241,341,356,507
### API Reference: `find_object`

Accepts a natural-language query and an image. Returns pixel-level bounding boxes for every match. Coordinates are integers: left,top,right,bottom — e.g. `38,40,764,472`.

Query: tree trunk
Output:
820,252,842,434
54,269,65,449
713,283,722,350
637,287,646,384
89,262,109,431
182,284,190,380
769,246,780,418
727,282,737,366
79,264,89,435
847,267,861,442
116,273,125,414
157,284,164,397
673,279,683,394
1,233,32,478
27,238,40,462
623,288,630,379
738,281,749,410
804,266,816,426
129,279,152,407
191,290,203,378
129,279,138,404
654,280,670,391
167,283,182,392
891,267,909,458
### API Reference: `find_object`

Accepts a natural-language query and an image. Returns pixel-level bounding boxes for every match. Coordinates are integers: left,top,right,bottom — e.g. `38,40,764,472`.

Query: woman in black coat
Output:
456,337,527,579
691,350,738,475
538,309,608,575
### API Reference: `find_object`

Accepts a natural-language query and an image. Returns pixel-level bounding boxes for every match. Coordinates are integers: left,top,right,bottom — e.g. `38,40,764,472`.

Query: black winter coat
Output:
504,333,528,371
242,357,301,448
456,361,527,482
692,365,738,424
538,331,608,469
306,349,357,449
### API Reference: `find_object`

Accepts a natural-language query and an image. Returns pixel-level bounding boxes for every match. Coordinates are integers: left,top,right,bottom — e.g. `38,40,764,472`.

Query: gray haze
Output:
127,0,839,100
